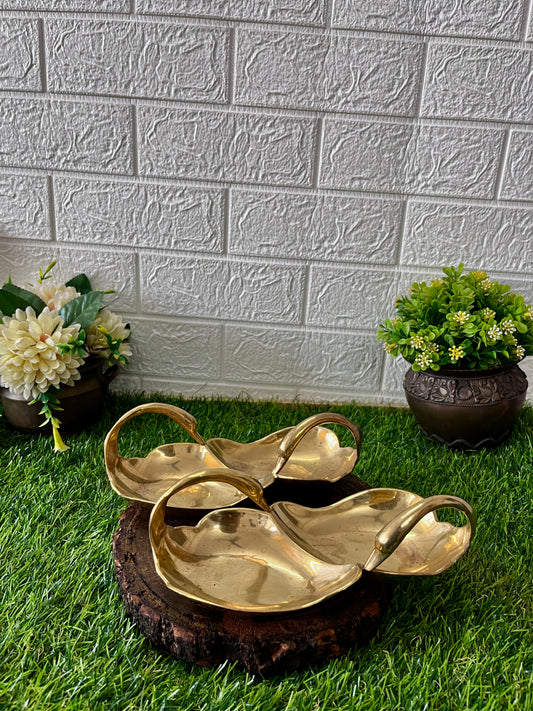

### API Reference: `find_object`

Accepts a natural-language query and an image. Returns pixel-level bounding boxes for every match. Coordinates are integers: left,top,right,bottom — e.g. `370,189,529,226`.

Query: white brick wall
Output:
0,3,532,406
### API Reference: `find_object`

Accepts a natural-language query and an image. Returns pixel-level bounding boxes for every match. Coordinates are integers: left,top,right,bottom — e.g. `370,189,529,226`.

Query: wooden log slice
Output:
113,475,391,676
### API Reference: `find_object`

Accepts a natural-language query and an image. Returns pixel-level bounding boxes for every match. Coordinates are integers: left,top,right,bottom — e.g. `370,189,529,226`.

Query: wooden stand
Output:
113,476,391,676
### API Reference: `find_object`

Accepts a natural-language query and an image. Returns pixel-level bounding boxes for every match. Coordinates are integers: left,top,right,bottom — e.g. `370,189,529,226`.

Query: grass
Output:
1,393,532,711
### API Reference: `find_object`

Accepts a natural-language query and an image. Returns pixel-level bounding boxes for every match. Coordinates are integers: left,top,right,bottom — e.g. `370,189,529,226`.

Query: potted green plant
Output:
0,261,131,451
377,265,532,448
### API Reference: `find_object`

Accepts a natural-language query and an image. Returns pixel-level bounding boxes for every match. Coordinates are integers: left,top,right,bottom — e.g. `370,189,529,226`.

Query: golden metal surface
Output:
271,412,362,479
270,489,476,576
105,404,361,509
149,469,362,613
208,411,361,482
149,471,475,611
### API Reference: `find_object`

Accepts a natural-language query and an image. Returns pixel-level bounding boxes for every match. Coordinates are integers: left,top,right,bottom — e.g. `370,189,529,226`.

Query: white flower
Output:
500,319,516,335
0,307,84,399
452,311,470,325
515,345,525,359
415,352,432,369
487,325,502,341
32,281,80,311
410,334,425,350
86,308,131,361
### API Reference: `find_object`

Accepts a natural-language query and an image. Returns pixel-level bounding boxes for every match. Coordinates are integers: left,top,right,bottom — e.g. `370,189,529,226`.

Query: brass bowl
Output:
104,404,361,509
149,470,476,612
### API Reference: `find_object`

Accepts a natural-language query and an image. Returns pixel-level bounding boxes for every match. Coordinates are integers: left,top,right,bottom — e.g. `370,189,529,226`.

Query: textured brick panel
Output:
402,202,533,272
127,318,222,379
140,378,298,400
55,178,224,253
501,132,533,201
1,0,129,9
0,98,133,174
235,30,422,116
332,0,522,40
382,356,408,397
0,245,137,313
230,190,402,264
139,107,315,186
223,325,382,389
423,45,533,122
137,0,326,25
307,266,411,329
0,19,40,91
141,254,305,323
48,20,229,103
0,174,50,241
320,119,503,198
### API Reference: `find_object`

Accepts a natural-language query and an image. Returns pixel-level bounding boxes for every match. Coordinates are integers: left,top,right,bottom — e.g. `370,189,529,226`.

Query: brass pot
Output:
0,358,119,433
403,363,528,449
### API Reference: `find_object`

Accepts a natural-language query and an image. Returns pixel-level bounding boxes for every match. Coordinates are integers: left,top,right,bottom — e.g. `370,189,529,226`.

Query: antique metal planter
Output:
403,364,528,449
0,358,119,433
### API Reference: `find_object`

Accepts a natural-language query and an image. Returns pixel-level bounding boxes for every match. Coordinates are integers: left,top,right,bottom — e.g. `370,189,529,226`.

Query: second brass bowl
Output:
149,470,476,612
104,404,362,509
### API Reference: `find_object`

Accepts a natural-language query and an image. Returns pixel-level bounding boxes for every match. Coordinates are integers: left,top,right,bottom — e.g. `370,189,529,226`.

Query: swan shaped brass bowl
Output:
149,470,476,612
104,403,361,510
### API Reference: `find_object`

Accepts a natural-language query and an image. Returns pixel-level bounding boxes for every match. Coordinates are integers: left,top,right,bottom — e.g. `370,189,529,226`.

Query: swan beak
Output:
363,547,387,572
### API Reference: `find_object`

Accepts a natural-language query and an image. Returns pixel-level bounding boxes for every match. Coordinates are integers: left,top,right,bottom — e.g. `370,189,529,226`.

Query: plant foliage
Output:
377,265,533,371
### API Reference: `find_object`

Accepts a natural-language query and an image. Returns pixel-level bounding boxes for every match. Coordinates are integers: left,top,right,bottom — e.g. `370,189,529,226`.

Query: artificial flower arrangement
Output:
0,261,131,451
377,264,533,372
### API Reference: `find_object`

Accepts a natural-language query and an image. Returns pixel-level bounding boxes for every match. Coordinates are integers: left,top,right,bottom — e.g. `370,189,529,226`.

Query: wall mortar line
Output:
47,174,57,242
493,129,512,200
520,0,533,41
38,18,48,93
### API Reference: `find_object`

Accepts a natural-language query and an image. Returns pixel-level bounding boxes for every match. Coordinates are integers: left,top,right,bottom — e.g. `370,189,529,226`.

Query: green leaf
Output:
65,273,92,294
59,292,103,330
0,283,46,315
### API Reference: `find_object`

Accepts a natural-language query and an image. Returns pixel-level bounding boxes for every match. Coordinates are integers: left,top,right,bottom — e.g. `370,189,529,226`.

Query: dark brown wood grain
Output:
113,475,391,676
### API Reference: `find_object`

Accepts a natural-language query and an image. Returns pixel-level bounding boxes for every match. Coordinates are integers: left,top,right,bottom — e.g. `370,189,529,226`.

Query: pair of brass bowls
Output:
104,404,476,613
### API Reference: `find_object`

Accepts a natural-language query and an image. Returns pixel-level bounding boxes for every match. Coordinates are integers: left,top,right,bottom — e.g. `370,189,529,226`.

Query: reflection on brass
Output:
270,489,476,576
149,471,475,612
149,469,362,613
105,404,361,509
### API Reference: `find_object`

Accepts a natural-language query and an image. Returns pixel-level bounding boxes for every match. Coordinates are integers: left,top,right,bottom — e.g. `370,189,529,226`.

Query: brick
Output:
126,317,222,379
140,254,305,323
55,178,224,253
1,1,129,9
307,266,412,329
382,356,408,397
0,174,50,241
402,201,533,272
223,325,383,389
332,0,522,40
501,132,533,202
229,190,402,264
320,119,502,199
47,20,229,103
0,245,137,314
110,373,143,393
137,0,326,26
235,29,422,116
423,45,533,122
0,19,40,91
139,107,315,187
0,98,133,174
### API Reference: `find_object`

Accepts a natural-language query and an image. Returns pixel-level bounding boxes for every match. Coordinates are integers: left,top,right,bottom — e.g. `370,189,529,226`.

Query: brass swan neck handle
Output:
149,469,270,543
272,412,362,478
363,494,477,572
104,403,206,483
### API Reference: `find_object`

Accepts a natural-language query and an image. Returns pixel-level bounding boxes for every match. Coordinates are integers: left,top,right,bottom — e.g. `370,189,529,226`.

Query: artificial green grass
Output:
1,393,532,711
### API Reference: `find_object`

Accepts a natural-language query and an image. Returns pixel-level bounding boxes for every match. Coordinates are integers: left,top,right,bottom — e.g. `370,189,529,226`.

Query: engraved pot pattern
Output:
403,364,528,449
